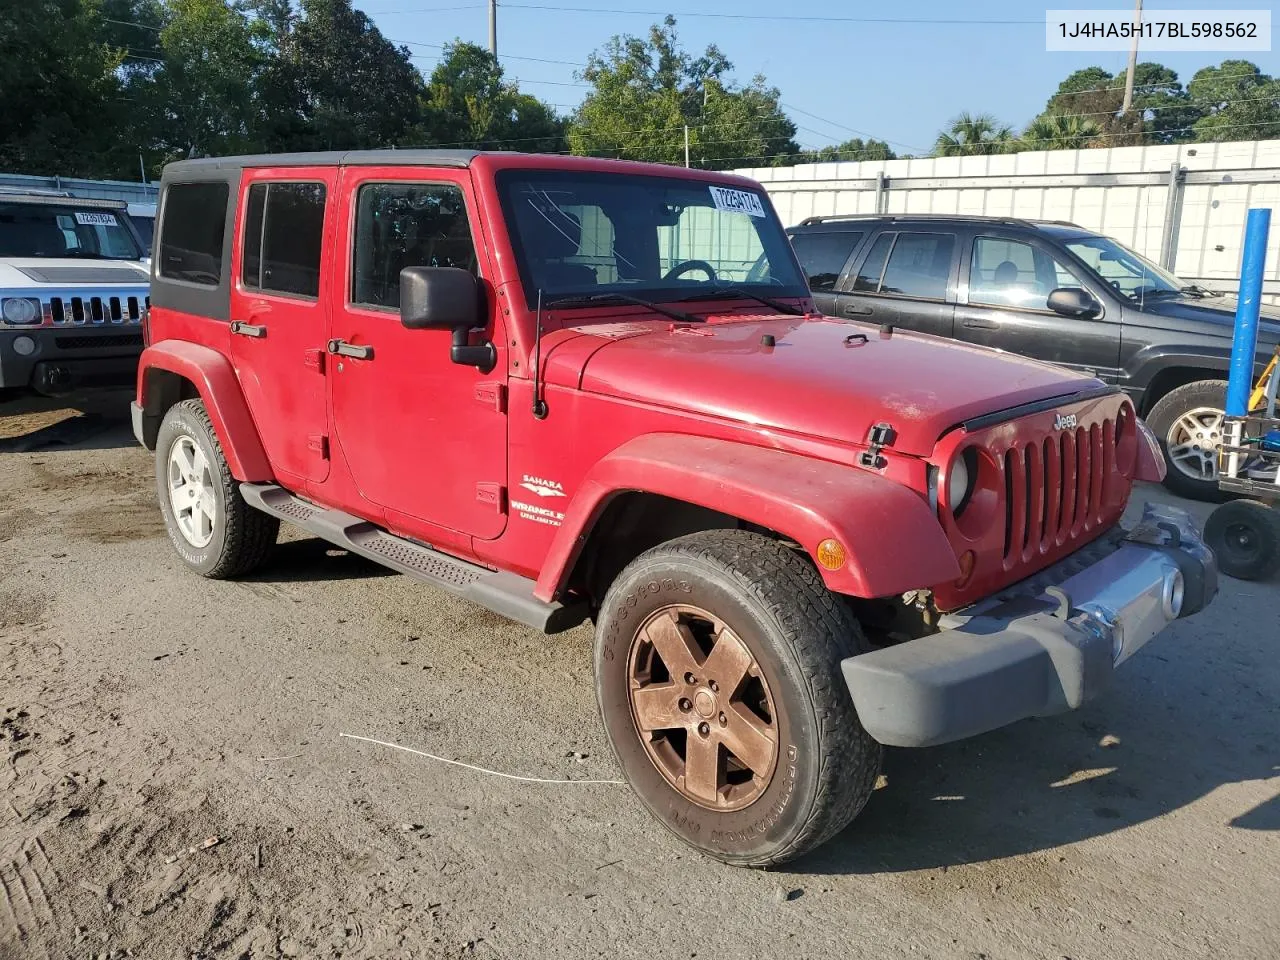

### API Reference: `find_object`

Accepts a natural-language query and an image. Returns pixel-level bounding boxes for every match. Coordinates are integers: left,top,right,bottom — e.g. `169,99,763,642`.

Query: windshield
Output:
1064,235,1200,304
0,202,142,260
497,170,808,309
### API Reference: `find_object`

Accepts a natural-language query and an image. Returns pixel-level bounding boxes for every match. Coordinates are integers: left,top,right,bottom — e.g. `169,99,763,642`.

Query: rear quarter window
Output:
159,182,230,286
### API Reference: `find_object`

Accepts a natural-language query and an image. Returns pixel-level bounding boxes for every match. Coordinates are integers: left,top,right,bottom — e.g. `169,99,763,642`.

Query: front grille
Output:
1000,419,1117,568
45,294,149,324
54,333,143,350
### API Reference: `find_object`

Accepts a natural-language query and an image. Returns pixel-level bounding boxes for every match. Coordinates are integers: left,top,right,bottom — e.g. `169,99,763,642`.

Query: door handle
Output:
327,338,374,360
962,318,999,330
231,321,267,338
842,304,874,316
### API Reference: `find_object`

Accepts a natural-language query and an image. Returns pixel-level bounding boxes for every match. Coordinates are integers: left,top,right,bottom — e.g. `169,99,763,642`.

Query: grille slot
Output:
44,294,148,324
54,333,143,350
1001,417,1116,566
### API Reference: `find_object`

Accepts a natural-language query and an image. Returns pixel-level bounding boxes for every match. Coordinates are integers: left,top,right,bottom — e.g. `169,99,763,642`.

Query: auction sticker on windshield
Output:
74,211,118,226
709,186,766,218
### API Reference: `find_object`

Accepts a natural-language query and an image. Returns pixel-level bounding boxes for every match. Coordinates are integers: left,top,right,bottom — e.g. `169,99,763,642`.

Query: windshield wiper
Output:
1180,284,1215,298
545,293,698,323
677,286,804,316
59,250,110,259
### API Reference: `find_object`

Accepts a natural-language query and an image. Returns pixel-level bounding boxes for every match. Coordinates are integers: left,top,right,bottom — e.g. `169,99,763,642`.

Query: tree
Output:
128,0,267,167
804,138,896,163
424,43,565,153
0,0,129,177
1041,68,1144,146
258,0,426,152
933,113,1016,157
1020,113,1104,151
1188,60,1280,142
569,16,800,169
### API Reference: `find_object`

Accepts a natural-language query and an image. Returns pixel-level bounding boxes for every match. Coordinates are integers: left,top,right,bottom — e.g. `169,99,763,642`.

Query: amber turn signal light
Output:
816,539,846,571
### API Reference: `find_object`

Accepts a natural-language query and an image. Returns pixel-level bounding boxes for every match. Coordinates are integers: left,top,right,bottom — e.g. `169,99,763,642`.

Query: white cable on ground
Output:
339,733,625,785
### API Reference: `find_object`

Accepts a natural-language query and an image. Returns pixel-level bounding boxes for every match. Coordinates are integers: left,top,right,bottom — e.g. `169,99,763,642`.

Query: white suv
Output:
0,190,150,402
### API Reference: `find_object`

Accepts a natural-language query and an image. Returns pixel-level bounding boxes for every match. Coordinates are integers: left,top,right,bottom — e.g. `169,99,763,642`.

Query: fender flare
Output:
136,340,273,481
534,433,961,602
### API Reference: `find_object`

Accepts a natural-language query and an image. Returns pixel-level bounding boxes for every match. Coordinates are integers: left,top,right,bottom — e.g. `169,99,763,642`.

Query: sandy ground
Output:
1,398,1277,960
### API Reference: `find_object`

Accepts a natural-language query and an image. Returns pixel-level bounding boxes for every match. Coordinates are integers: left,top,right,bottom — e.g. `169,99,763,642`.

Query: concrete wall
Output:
736,139,1280,303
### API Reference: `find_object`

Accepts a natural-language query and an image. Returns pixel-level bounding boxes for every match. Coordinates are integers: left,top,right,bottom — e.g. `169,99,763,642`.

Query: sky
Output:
358,0,1280,159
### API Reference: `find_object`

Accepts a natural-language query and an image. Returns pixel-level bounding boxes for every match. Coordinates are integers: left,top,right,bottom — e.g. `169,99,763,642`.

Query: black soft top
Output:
161,149,481,178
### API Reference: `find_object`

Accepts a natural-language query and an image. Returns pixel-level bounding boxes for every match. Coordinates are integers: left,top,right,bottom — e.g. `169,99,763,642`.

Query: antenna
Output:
532,289,548,420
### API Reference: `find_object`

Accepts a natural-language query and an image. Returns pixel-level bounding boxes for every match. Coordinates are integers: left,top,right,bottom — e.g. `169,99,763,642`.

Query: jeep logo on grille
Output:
1054,413,1078,430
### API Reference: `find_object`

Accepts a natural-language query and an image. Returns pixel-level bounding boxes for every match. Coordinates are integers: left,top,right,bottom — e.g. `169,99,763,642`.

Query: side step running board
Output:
240,483,589,634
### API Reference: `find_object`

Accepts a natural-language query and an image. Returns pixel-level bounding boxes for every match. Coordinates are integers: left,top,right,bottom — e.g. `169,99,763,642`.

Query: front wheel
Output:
155,399,278,578
1144,379,1230,502
594,531,882,867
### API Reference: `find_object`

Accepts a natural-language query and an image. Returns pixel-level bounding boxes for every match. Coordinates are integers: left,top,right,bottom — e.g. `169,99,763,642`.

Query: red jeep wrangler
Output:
132,151,1217,867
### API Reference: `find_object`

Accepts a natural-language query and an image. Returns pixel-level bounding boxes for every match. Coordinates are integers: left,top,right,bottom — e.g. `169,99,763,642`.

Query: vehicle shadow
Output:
1,394,137,454
246,537,395,584
794,628,1278,874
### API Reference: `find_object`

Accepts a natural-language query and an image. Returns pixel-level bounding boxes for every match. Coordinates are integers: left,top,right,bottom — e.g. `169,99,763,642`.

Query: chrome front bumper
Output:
841,503,1218,748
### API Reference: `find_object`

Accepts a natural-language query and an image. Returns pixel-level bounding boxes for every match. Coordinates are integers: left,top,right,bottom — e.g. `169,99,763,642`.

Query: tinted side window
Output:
879,232,955,300
242,182,327,298
159,182,229,285
853,233,895,291
352,183,477,310
969,236,1084,311
790,231,863,291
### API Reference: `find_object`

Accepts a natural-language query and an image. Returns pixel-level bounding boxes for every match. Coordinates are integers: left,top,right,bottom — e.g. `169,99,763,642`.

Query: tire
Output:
1204,499,1280,581
594,530,882,868
1144,379,1230,502
155,399,278,578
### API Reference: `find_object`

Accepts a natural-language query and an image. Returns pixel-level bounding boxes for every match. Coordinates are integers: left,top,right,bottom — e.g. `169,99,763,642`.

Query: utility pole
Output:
488,0,497,57
1121,0,1143,115
684,125,690,168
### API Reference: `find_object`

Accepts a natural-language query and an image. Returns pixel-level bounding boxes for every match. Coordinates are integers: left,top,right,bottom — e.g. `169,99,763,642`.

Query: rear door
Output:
229,169,335,485
787,228,865,315
954,232,1121,380
830,228,958,337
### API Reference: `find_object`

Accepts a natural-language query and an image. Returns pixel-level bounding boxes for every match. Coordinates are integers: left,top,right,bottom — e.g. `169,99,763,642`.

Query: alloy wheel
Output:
626,604,779,811
167,435,216,548
1165,407,1225,482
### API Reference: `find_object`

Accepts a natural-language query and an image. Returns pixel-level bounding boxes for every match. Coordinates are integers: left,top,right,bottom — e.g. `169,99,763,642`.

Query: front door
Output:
229,169,335,485
953,233,1121,380
327,168,508,542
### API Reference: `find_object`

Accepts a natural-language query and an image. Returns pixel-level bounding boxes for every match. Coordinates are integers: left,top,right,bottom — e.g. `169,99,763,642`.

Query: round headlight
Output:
2,298,39,325
947,448,978,516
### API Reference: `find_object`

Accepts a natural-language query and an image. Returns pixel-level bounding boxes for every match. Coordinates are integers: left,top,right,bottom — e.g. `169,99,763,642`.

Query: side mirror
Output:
400,265,479,330
1047,287,1101,319
399,266,494,371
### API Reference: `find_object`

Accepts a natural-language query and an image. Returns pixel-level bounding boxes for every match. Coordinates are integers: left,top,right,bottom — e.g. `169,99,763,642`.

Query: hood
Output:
1137,294,1280,341
0,258,149,289
573,315,1100,457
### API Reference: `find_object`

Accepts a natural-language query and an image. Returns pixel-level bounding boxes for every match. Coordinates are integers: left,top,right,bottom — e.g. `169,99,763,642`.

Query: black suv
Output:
787,213,1280,501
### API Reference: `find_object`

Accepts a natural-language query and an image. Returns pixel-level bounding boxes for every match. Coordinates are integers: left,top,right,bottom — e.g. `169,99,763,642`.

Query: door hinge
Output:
474,381,506,414
475,482,506,512
303,347,326,373
307,434,329,459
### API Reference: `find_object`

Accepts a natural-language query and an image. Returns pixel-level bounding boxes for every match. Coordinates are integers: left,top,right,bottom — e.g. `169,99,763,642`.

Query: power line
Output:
459,4,1045,23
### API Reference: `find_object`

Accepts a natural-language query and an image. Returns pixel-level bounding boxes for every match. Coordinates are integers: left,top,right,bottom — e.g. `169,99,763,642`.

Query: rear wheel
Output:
155,399,278,578
1205,499,1280,581
594,530,881,867
1145,379,1229,502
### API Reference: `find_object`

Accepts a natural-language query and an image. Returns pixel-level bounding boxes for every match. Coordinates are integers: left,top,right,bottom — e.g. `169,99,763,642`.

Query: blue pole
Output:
1226,208,1272,417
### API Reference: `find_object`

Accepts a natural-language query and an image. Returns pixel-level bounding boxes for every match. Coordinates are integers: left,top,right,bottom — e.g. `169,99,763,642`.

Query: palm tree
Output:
1021,113,1105,151
933,112,1017,157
